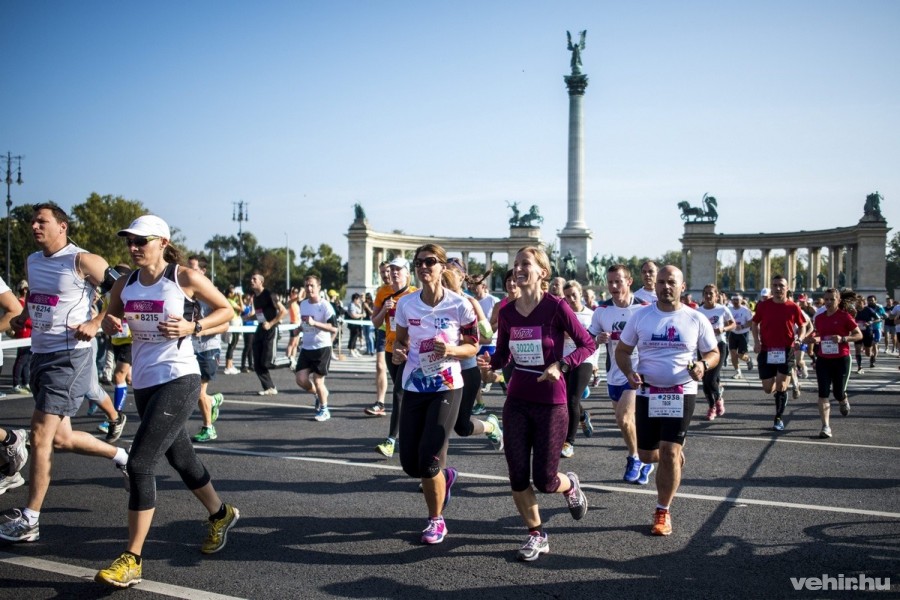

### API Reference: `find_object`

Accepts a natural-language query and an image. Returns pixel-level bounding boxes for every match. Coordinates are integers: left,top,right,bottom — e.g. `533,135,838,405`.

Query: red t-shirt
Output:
752,299,805,349
813,310,858,358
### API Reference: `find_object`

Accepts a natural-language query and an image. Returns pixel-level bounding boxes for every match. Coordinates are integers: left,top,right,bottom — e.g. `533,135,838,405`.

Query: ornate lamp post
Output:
232,200,249,287
4,153,24,283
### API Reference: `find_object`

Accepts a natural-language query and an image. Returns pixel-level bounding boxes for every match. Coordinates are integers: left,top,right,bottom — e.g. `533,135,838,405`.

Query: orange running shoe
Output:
651,508,672,536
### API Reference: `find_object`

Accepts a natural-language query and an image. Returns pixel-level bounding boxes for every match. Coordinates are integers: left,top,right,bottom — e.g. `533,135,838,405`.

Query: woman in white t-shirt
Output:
392,244,478,546
696,284,735,421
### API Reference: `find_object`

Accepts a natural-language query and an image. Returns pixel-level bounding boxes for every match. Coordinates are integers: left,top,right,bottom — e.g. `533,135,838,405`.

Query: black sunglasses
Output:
124,236,159,247
413,257,442,268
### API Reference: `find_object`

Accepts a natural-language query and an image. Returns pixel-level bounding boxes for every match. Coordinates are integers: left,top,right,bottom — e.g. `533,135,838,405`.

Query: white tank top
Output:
27,244,95,353
121,264,200,389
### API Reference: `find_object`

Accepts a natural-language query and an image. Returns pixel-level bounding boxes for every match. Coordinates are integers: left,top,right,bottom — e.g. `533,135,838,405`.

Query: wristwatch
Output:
699,360,709,370
557,360,570,374
194,321,203,335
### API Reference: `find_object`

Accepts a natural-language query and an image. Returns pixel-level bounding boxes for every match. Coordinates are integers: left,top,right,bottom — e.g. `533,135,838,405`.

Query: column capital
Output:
564,74,589,95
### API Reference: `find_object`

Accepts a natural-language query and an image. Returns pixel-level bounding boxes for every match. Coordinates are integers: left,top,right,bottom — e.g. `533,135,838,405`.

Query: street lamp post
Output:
232,200,249,287
4,153,24,284
285,232,290,292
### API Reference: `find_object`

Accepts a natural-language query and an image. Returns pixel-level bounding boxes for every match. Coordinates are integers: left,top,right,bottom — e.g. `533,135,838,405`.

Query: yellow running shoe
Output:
202,503,240,554
95,552,142,588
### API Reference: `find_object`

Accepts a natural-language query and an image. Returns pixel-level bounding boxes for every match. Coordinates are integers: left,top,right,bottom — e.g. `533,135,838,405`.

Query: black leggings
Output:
815,355,851,401
701,341,727,407
128,374,211,511
399,389,462,479
13,348,31,387
386,353,405,439
565,363,593,444
241,332,255,369
226,333,240,362
454,366,483,437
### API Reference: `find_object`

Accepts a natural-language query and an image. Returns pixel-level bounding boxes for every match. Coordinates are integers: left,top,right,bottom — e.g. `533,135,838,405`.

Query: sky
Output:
3,1,899,268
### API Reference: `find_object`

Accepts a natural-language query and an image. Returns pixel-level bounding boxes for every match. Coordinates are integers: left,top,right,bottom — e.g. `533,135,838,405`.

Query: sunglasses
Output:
413,257,442,268
124,236,159,247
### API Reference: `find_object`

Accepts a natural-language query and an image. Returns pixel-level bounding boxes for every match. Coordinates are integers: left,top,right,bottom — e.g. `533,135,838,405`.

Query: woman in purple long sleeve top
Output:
479,246,595,561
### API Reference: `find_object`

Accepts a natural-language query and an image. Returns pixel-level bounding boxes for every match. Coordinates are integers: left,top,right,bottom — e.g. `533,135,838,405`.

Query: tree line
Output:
1,193,346,295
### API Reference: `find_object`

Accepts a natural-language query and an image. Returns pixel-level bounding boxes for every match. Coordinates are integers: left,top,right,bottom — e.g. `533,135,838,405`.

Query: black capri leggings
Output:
226,332,240,362
399,388,462,479
815,355,851,401
385,353,405,440
701,341,727,407
454,366,483,437
565,362,593,444
128,374,211,511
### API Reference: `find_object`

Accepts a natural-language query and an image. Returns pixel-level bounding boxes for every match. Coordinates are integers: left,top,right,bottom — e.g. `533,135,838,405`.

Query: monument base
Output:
559,227,593,281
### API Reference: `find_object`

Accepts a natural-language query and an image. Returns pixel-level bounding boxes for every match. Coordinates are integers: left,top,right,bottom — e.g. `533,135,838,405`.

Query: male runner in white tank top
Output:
0,203,129,543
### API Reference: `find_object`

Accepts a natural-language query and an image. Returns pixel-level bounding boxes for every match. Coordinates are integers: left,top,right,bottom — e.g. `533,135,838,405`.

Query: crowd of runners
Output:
0,204,897,587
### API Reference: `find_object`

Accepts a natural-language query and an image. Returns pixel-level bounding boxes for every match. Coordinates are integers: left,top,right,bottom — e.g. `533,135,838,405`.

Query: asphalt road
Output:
0,348,898,599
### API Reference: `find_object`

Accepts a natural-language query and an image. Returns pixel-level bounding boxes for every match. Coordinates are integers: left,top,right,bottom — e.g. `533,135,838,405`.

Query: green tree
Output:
68,193,148,266
297,243,345,295
887,232,900,295
1,204,42,285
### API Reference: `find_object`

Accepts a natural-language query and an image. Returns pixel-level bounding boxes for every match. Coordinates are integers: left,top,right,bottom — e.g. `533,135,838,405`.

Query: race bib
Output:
124,299,166,342
767,349,786,364
509,326,543,366
562,335,577,357
648,385,684,418
820,340,840,355
255,309,266,323
28,292,60,332
418,338,449,377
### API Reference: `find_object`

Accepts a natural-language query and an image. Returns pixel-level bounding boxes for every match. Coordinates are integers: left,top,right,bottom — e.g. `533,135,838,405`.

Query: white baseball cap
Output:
117,215,171,239
759,287,771,297
389,257,409,269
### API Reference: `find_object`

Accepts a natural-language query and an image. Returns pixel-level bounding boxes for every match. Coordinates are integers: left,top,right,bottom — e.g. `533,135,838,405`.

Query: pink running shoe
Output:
705,407,716,421
421,517,446,544
715,399,725,417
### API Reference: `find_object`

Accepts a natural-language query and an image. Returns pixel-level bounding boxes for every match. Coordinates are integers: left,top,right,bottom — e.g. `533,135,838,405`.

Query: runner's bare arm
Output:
0,289,23,334
72,252,110,340
178,268,233,336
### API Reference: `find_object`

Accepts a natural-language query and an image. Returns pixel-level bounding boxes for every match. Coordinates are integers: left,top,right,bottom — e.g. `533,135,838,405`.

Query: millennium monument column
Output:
558,30,593,280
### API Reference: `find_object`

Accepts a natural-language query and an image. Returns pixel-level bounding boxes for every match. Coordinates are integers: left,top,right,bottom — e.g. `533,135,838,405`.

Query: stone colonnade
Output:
681,217,889,298
345,218,542,301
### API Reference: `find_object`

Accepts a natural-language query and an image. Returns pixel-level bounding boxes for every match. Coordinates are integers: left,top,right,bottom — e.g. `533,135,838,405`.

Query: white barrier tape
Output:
0,320,376,350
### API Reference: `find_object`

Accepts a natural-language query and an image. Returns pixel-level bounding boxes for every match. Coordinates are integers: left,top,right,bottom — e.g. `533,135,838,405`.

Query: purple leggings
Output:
502,400,568,493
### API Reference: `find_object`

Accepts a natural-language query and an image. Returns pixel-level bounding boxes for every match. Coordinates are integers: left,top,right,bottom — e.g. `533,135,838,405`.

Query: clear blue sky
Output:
3,1,898,267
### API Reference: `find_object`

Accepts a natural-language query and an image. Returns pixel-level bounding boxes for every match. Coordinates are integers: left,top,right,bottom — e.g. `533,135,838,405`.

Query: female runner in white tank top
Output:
95,215,238,589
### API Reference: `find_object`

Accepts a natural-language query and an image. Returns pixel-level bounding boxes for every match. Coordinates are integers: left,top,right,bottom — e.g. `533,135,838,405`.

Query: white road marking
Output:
194,446,900,520
0,551,248,600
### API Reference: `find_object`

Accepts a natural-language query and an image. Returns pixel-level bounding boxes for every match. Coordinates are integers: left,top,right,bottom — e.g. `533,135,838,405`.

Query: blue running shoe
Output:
443,467,458,509
580,411,594,438
581,386,590,400
773,418,785,432
637,463,654,485
623,456,642,482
